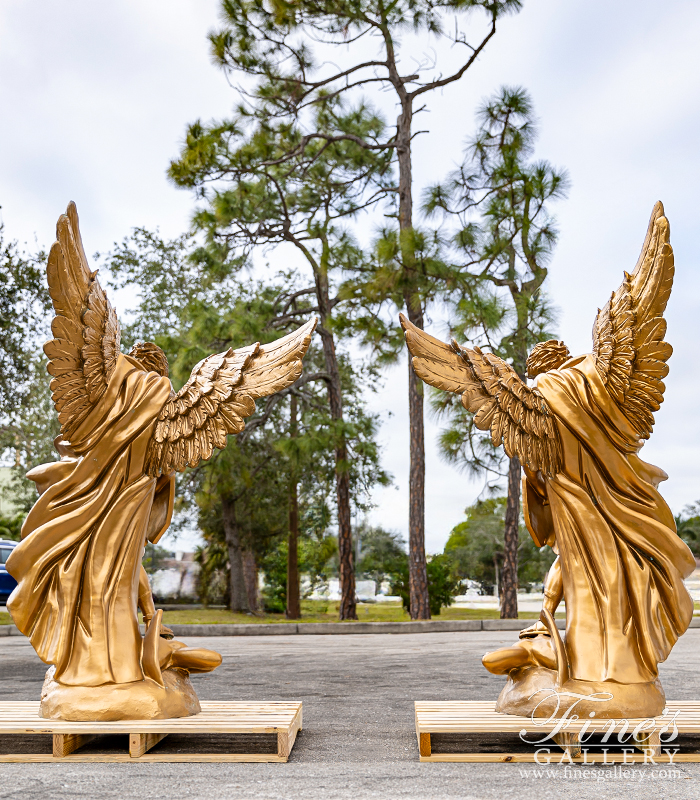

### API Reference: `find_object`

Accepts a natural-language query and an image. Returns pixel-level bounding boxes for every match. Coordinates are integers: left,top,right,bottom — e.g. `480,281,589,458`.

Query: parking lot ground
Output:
1,630,699,799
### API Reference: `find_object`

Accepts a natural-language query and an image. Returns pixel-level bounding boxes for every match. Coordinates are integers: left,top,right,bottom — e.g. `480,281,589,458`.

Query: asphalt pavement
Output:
1,629,699,799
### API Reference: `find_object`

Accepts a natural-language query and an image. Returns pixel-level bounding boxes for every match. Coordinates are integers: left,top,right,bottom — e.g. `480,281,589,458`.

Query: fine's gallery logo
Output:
517,689,681,764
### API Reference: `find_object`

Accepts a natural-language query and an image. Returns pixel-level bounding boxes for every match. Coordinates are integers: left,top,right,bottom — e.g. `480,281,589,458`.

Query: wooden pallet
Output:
0,701,302,762
415,701,700,763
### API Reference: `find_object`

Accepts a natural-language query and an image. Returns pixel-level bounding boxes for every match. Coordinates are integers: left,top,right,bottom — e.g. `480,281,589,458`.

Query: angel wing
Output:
400,315,561,476
43,203,121,444
592,202,674,440
144,318,317,476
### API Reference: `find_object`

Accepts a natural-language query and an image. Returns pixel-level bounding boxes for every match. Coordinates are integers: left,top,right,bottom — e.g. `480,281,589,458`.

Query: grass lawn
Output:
0,601,563,626
148,601,553,625
3,600,697,627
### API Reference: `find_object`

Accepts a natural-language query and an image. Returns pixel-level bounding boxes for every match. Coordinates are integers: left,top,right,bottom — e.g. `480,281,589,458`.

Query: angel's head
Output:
129,341,169,377
526,340,571,378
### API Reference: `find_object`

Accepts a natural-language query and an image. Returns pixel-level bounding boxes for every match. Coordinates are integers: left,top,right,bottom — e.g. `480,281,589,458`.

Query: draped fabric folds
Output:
534,355,695,684
6,355,171,686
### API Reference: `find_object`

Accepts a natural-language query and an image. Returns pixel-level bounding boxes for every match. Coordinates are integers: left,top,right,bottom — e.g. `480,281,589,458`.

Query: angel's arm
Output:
542,558,563,618
138,567,157,625
144,318,317,477
592,202,673,440
400,314,562,477
522,468,554,549
42,203,121,445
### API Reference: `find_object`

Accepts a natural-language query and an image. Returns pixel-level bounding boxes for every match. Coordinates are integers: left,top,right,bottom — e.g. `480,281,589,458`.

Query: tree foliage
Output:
0,228,55,509
677,501,700,558
0,513,23,542
390,553,465,616
170,0,525,620
103,228,388,614
427,86,567,616
356,523,407,585
0,356,60,513
0,228,49,419
168,55,398,619
428,84,568,420
443,497,555,593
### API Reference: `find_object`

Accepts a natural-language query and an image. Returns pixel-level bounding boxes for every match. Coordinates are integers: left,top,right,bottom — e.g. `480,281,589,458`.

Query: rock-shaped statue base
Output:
39,665,201,721
494,664,665,720
485,632,666,720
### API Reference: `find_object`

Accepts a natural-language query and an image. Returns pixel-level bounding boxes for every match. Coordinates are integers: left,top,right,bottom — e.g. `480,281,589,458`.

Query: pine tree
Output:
170,0,522,618
104,229,388,615
426,86,568,617
168,99,392,618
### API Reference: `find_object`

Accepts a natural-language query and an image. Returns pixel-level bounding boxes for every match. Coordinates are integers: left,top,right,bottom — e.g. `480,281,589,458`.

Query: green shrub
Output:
389,554,465,616
0,513,22,541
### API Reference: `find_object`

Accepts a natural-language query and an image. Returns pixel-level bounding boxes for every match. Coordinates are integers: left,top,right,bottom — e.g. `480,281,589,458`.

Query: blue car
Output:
0,540,18,604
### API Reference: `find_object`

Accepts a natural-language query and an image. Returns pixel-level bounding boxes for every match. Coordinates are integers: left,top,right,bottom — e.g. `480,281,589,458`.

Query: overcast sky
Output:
1,0,699,553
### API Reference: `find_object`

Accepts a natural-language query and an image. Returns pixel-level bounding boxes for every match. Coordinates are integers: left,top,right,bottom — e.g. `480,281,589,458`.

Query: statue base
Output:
494,665,666,719
483,631,666,719
414,700,697,762
39,666,201,721
0,700,302,761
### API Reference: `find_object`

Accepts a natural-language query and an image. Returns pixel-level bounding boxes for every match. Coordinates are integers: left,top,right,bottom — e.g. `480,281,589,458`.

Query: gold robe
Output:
7,355,172,686
530,354,695,684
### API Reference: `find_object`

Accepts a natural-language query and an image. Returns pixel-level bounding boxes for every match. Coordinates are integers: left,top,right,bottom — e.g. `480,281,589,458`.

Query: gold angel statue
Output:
6,203,316,721
401,202,694,718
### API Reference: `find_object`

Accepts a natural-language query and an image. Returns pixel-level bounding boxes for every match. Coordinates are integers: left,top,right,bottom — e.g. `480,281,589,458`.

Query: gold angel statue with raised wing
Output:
401,202,694,719
6,203,316,721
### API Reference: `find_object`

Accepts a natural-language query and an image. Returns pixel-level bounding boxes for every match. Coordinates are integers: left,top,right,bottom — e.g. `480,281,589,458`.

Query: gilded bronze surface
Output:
401,202,694,718
6,203,316,721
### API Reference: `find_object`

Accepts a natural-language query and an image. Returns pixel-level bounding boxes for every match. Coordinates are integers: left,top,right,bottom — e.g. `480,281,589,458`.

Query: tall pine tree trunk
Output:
500,455,520,618
397,96,430,619
314,275,356,620
406,354,429,618
500,338,528,618
335,453,354,619
287,486,301,618
222,496,251,613
286,394,301,619
243,548,258,612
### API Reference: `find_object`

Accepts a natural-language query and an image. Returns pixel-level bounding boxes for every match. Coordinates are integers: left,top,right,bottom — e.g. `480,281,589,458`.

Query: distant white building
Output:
308,578,401,603
0,467,20,518
148,552,199,599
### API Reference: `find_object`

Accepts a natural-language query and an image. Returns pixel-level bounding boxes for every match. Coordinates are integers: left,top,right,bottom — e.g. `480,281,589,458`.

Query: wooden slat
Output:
277,704,302,759
0,753,288,763
0,701,302,735
414,701,700,733
414,701,700,763
129,732,168,757
418,732,431,757
53,733,95,757
553,731,581,758
0,701,302,763
420,753,700,763
633,729,662,758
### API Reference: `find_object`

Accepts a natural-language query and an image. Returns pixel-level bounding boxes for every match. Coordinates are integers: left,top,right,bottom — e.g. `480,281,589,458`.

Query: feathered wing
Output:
43,202,121,443
400,314,562,476
592,201,674,440
145,318,317,476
